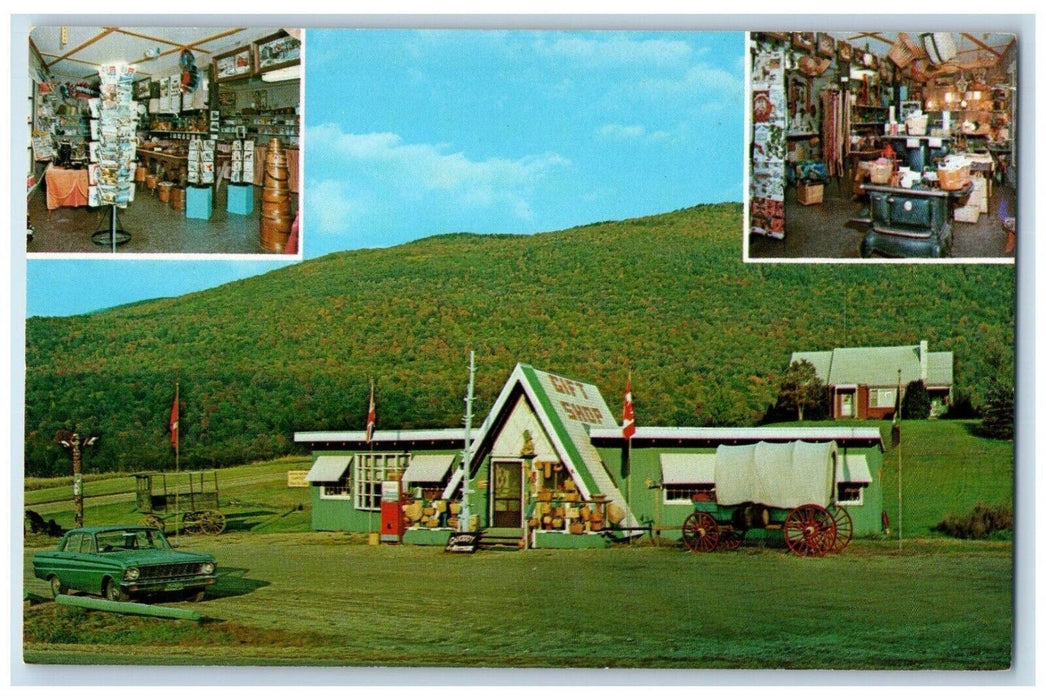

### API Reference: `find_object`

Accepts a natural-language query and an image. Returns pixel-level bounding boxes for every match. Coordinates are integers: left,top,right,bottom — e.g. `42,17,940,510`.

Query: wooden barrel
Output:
170,186,185,211
157,181,173,203
259,138,292,252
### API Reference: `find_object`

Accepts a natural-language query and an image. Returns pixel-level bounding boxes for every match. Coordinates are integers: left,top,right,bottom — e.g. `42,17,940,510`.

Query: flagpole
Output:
368,378,375,540
174,381,180,542
896,369,903,552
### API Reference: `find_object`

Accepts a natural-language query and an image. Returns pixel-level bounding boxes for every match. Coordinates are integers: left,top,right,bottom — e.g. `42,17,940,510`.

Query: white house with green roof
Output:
791,340,953,420
295,363,885,548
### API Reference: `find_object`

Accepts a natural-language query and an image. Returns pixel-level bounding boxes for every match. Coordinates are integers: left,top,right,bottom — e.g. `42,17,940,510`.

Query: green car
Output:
33,526,217,603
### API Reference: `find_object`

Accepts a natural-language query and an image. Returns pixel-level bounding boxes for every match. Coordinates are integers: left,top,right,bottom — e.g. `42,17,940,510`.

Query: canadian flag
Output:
365,381,376,443
622,377,636,440
169,387,179,450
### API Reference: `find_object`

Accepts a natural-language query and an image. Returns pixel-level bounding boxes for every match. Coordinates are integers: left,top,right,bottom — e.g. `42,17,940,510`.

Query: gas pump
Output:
380,479,405,543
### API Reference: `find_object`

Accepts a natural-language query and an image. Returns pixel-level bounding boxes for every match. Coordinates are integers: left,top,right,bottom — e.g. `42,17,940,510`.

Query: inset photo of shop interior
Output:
747,31,1016,260
27,26,302,255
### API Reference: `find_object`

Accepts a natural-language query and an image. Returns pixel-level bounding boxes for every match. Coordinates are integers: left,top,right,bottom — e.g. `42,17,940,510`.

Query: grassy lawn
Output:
22,533,1011,669
20,420,1014,669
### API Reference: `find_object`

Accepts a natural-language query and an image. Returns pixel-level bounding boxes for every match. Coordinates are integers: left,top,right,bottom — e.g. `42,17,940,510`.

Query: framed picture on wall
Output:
837,41,852,62
791,32,816,52
253,31,301,74
816,33,835,58
212,45,252,82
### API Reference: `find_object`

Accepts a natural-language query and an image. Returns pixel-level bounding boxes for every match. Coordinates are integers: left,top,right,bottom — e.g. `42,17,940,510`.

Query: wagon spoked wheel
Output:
141,515,165,533
784,504,837,557
682,512,720,553
720,529,744,551
198,510,226,535
182,511,203,535
829,505,853,553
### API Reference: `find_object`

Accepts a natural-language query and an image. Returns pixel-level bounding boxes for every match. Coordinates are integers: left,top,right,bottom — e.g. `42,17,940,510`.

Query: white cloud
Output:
598,123,647,140
532,35,693,65
636,63,744,99
305,124,569,220
305,179,359,236
597,123,676,143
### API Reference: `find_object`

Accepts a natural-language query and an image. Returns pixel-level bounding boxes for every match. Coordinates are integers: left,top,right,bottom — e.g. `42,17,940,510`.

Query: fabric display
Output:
750,44,787,239
89,64,138,208
818,89,847,178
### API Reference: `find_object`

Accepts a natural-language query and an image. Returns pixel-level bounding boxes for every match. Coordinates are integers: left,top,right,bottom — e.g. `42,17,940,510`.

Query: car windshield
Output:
95,529,170,553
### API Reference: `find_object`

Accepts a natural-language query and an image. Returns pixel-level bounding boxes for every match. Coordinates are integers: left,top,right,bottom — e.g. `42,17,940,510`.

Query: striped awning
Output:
403,453,457,484
304,455,351,483
659,453,716,485
838,454,873,484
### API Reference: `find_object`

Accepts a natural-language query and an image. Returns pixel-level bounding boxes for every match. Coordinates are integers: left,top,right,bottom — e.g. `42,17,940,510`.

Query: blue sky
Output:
26,30,744,317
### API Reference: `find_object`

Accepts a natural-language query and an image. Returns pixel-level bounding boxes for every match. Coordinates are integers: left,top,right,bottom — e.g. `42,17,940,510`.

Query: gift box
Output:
185,185,212,220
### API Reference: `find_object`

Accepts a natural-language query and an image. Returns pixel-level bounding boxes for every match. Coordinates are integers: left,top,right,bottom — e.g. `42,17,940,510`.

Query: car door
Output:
41,532,81,589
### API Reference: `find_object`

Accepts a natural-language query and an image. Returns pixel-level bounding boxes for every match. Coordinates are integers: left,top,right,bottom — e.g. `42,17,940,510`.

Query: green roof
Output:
793,343,952,388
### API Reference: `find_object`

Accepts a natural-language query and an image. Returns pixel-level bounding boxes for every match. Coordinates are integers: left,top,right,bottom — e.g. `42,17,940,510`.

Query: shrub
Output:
933,503,1013,539
901,380,931,420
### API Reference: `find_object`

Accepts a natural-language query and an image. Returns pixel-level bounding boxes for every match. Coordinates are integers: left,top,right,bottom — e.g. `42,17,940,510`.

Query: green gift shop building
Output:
295,364,884,549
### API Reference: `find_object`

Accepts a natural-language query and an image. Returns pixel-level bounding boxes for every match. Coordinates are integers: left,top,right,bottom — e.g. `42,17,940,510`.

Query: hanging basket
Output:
888,32,922,68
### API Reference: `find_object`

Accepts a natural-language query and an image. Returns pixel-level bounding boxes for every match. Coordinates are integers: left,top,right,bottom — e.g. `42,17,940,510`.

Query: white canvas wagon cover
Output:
714,440,838,509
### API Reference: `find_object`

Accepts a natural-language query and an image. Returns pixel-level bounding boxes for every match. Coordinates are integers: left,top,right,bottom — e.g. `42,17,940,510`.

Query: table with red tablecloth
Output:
45,165,89,210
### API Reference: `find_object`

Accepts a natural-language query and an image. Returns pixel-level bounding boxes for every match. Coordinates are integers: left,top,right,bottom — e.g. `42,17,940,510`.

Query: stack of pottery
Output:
260,138,293,252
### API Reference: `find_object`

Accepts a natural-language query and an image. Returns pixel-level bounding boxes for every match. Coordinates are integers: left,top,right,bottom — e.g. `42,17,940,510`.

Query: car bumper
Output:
123,577,216,593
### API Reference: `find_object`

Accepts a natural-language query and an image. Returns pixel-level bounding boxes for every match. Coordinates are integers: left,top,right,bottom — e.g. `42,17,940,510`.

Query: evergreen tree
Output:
901,380,931,420
979,378,1014,440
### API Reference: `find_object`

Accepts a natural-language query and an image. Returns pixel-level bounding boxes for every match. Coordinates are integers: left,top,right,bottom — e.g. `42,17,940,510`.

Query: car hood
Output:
101,549,215,566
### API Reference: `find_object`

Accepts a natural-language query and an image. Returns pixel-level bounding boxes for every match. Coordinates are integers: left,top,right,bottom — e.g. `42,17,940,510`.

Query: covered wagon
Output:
681,440,852,556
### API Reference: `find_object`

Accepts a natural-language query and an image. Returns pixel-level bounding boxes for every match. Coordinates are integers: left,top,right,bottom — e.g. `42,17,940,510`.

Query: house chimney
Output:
920,340,928,381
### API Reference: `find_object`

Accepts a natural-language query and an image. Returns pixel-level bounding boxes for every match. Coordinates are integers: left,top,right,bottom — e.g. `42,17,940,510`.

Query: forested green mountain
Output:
25,204,1014,476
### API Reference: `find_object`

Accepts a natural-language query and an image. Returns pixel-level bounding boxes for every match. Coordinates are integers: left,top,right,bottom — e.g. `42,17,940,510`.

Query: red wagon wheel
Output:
682,512,720,553
783,504,837,557
719,529,744,551
829,505,853,553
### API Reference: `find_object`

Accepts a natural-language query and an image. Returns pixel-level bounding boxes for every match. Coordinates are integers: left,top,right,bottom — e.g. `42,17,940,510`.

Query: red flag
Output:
365,381,376,443
622,377,636,440
169,387,179,449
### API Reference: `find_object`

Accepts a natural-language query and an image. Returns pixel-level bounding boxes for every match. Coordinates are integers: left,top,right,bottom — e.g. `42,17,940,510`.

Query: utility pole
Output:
459,351,476,532
55,430,98,529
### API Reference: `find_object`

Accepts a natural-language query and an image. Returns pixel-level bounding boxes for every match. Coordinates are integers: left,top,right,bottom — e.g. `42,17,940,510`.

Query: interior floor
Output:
748,179,1016,260
26,181,295,256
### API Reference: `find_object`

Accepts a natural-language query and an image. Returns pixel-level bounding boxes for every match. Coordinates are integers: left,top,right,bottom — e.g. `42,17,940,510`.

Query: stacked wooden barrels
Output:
260,138,293,252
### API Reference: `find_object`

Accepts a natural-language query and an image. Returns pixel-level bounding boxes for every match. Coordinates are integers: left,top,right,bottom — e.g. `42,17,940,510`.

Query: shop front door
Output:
491,460,523,528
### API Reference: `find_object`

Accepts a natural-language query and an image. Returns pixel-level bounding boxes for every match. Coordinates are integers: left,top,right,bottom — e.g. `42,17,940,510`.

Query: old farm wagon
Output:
681,441,852,556
135,471,226,535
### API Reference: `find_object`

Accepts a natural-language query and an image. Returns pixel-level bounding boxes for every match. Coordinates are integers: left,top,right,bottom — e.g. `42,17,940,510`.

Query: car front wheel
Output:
48,575,68,599
103,578,130,602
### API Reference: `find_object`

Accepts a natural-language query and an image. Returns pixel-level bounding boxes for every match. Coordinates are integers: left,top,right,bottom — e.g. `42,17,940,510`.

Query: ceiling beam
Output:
961,33,1003,58
46,28,115,68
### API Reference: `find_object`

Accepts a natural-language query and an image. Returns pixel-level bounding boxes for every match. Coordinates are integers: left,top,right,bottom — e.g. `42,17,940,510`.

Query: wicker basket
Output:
888,32,922,68
869,161,893,185
906,114,929,136
938,166,970,191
